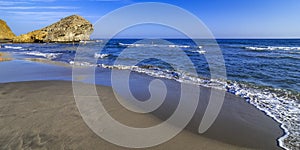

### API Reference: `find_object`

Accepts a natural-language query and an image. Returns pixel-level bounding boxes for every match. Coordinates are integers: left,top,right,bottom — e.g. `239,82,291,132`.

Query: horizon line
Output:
91,37,300,40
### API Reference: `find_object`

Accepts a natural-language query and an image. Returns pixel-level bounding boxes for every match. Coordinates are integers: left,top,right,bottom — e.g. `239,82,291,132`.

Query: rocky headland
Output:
0,20,16,43
1,15,93,43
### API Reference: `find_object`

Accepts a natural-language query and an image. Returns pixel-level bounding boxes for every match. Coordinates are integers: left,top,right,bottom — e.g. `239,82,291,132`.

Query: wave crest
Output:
245,46,300,51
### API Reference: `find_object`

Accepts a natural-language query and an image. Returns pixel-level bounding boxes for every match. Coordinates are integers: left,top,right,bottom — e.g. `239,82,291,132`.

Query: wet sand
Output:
0,80,283,150
0,52,12,62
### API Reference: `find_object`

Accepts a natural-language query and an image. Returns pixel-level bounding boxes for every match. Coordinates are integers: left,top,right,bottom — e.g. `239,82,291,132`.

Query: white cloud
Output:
0,6,78,10
4,11,78,22
91,0,122,1
5,11,77,16
0,1,31,5
28,0,57,2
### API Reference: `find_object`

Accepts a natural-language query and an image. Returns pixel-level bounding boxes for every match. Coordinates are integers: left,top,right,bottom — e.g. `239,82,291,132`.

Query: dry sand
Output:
0,81,283,150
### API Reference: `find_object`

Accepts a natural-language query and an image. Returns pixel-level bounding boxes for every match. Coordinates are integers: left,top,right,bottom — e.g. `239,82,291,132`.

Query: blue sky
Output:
1,0,300,38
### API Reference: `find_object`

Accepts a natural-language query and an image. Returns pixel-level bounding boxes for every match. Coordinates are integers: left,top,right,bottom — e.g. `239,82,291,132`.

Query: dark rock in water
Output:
13,15,93,43
0,20,16,41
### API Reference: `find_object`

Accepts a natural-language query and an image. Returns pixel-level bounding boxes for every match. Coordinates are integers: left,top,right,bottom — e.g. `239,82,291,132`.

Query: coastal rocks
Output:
13,15,93,43
0,20,16,42
13,30,48,43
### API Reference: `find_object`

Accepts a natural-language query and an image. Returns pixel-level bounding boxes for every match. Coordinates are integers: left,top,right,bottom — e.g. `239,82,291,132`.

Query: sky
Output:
1,0,300,38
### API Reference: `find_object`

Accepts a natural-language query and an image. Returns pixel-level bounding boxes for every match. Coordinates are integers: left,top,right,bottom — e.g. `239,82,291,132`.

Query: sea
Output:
0,39,299,150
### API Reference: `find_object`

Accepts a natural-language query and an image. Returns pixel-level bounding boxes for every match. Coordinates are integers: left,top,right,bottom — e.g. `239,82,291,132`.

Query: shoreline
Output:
0,59,285,149
122,73,284,149
0,79,284,149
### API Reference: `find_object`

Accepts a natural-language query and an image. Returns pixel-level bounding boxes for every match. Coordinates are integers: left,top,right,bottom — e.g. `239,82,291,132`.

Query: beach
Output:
0,80,283,150
0,59,284,150
1,0,299,148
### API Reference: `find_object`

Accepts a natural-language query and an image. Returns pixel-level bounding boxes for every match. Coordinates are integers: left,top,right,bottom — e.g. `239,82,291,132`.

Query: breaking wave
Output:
245,46,300,51
94,53,110,59
118,42,202,49
22,51,62,60
4,45,23,50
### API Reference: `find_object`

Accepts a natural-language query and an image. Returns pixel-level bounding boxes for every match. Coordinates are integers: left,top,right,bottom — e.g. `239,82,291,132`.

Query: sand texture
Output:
0,81,283,150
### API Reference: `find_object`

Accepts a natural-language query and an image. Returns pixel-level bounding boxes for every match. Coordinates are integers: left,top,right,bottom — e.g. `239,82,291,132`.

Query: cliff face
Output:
0,20,16,40
13,15,93,43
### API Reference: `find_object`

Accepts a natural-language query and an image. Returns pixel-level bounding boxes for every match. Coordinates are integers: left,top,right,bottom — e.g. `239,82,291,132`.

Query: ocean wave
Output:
197,50,206,54
245,46,300,51
94,53,110,59
188,49,206,55
118,43,146,47
118,42,202,49
4,45,23,50
23,51,62,59
79,40,103,44
69,61,95,66
225,82,300,150
256,55,300,61
237,53,300,61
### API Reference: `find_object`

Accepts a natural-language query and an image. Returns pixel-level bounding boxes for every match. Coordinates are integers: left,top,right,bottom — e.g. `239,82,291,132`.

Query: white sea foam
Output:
246,46,300,51
94,53,109,59
118,42,201,49
228,83,300,150
168,44,191,48
24,51,62,59
69,61,95,66
118,43,146,47
4,46,23,50
79,40,103,44
190,49,206,54
197,50,206,54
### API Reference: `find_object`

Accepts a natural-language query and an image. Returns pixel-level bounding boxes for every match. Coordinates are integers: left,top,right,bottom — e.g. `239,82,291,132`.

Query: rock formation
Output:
0,20,16,42
13,15,93,43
